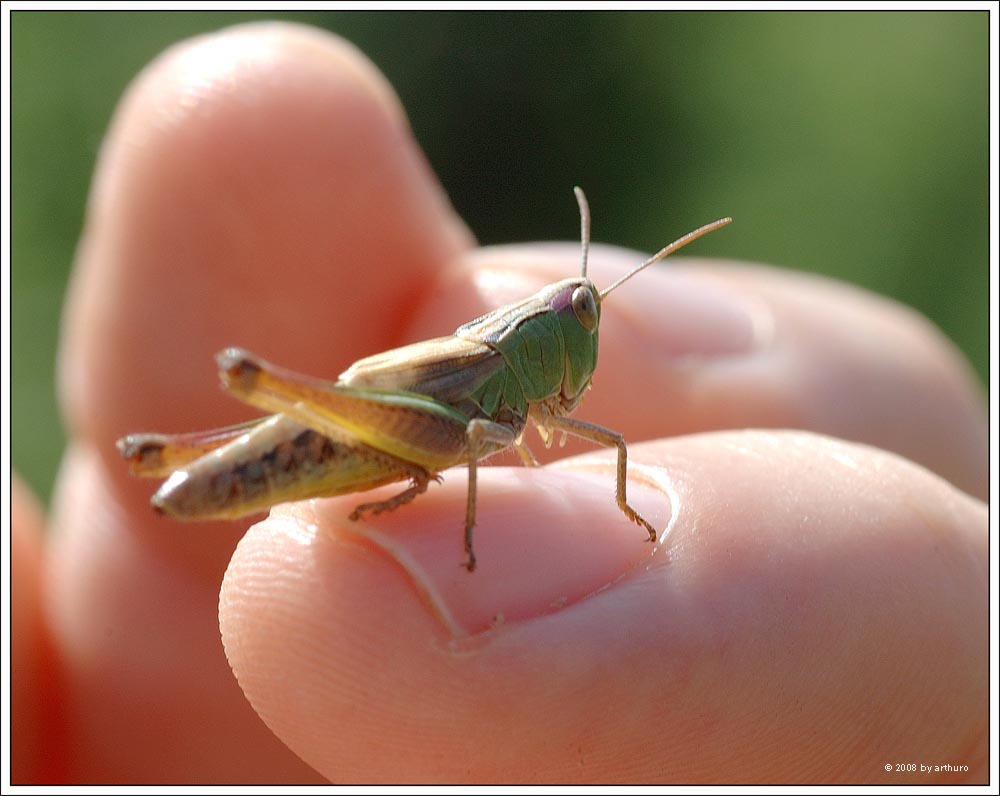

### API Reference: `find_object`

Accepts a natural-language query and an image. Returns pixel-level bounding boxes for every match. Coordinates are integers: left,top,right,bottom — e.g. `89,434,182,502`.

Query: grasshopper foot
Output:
462,521,478,572
622,505,658,543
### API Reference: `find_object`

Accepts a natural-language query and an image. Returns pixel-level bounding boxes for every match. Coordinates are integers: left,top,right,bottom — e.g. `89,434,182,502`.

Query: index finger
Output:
46,23,471,782
60,23,473,464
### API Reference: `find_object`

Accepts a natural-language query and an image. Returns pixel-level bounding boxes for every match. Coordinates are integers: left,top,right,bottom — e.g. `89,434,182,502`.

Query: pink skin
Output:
13,23,987,784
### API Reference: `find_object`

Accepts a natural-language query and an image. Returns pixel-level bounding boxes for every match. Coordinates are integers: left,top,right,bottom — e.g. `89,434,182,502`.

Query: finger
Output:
220,430,987,783
406,243,986,498
48,22,466,781
59,21,471,518
11,475,63,783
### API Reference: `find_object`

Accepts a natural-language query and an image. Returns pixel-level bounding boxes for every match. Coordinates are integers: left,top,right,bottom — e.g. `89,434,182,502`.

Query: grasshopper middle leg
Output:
464,419,519,571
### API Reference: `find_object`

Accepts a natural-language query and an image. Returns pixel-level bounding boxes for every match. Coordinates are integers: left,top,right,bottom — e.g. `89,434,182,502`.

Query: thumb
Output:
219,430,987,783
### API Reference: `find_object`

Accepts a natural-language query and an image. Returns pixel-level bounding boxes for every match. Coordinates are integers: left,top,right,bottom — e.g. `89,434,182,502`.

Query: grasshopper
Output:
118,189,730,571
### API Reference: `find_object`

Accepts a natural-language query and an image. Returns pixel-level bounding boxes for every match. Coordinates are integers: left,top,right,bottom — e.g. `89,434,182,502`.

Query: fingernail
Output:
602,266,769,358
294,465,674,637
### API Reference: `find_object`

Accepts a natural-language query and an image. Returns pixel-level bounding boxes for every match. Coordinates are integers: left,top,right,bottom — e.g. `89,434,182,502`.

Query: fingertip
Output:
411,242,986,497
61,21,472,448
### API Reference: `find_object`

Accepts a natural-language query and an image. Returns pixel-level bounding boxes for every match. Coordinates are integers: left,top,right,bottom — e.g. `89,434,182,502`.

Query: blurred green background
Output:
11,11,989,505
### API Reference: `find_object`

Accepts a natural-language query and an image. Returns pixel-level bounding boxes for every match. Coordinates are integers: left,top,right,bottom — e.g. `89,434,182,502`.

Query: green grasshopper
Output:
118,189,730,571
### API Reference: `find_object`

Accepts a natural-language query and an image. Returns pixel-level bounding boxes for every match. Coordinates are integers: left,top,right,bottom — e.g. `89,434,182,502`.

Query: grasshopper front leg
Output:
529,407,659,544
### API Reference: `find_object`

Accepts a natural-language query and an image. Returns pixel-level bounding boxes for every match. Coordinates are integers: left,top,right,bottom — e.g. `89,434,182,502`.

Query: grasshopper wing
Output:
218,343,508,471
338,335,504,404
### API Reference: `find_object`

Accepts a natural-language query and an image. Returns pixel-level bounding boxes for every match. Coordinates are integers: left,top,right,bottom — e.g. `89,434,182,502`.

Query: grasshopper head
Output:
553,187,731,410
544,276,602,413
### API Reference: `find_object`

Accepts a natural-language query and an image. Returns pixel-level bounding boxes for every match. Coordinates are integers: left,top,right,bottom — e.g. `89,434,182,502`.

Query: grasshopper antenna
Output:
574,186,591,279
599,215,732,298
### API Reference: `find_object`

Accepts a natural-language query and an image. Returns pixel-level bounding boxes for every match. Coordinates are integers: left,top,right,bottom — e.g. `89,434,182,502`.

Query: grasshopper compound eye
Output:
571,285,598,333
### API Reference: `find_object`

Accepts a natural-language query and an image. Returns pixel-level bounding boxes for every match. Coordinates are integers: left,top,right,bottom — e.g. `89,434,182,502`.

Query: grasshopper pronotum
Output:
118,189,730,570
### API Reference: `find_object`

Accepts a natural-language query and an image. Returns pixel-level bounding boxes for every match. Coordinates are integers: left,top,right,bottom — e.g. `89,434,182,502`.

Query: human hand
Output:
13,23,987,784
